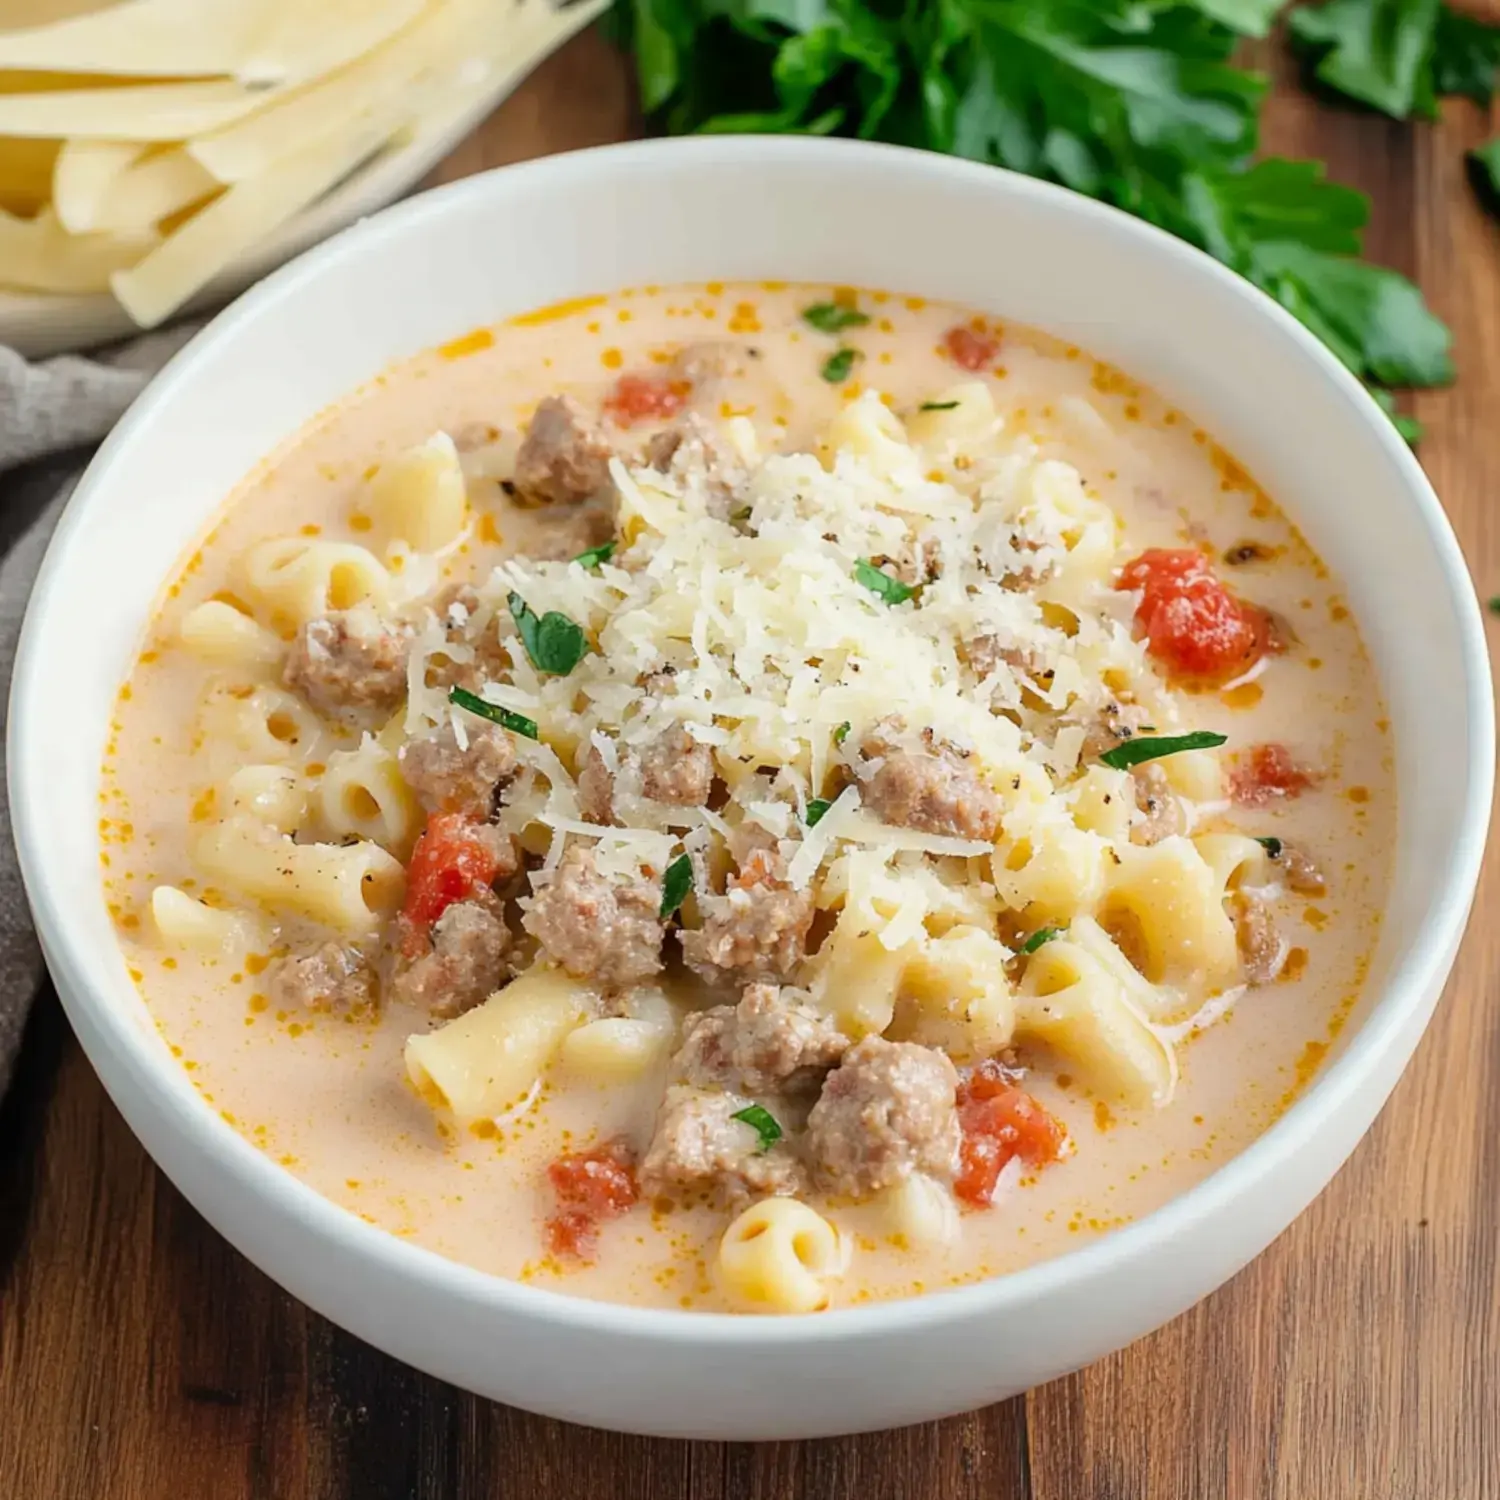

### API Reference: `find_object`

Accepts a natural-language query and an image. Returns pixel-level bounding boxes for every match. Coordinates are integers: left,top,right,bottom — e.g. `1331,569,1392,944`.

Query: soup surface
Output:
103,283,1392,1313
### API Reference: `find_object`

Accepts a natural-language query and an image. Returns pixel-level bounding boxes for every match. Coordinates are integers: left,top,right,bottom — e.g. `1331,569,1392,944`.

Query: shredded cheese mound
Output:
403,389,1169,912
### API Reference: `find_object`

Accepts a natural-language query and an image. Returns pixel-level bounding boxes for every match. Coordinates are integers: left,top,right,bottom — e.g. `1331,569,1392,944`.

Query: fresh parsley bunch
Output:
1288,0,1500,228
1290,0,1500,118
616,0,1454,438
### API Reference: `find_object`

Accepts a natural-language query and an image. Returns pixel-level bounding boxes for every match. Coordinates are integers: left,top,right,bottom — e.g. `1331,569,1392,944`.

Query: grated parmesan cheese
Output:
399,386,1167,946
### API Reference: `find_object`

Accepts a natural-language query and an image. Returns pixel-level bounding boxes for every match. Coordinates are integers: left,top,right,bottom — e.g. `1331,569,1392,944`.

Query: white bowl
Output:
9,138,1492,1440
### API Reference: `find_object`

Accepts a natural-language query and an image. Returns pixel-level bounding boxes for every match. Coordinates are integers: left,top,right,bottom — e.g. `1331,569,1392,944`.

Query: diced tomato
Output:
955,1062,1066,1208
401,812,502,933
604,371,688,426
543,1142,639,1262
942,324,1000,372
548,1145,639,1216
1118,548,1206,597
1117,547,1273,685
545,1208,598,1261
1230,742,1316,807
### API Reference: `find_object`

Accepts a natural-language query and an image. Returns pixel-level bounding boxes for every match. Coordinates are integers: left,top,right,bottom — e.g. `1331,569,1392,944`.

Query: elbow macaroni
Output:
892,925,1015,1061
717,1198,846,1313
1066,765,1135,840
816,391,914,480
906,381,997,452
223,763,307,832
239,536,390,630
1158,747,1223,803
993,817,1109,925
314,736,421,859
1194,831,1273,895
367,431,468,553
199,681,328,765
560,987,677,1080
179,599,282,669
808,908,913,1039
193,815,403,935
1017,917,1177,1106
878,1173,959,1250
560,1016,675,1080
405,966,591,1126
150,885,259,953
1100,837,1240,985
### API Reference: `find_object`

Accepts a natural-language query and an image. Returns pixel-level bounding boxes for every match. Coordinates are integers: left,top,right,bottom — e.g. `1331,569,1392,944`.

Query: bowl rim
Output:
12,134,1494,1347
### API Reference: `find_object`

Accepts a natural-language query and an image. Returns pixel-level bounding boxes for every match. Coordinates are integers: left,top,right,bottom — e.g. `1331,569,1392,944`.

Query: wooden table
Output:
2,26,1497,1500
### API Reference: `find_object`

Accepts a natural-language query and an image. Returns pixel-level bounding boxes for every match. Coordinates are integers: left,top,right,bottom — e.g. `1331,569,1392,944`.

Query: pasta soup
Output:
102,283,1392,1314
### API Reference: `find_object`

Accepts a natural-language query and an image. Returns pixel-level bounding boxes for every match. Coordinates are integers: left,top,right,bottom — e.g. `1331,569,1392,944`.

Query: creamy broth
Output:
102,283,1392,1312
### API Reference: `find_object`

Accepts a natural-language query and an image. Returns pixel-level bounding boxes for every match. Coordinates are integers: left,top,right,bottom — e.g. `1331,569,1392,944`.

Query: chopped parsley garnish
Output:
854,558,916,605
730,505,753,524
659,854,693,919
820,346,860,384
805,798,832,827
1098,731,1228,771
919,400,960,411
1256,835,1284,858
448,686,538,741
1020,926,1062,955
508,591,589,676
833,721,851,747
572,540,616,569
730,1103,783,1151
1488,595,1500,614
802,302,870,334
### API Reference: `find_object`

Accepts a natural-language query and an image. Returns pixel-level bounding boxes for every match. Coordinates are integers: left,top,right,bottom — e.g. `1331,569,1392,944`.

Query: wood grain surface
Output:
2,23,1497,1499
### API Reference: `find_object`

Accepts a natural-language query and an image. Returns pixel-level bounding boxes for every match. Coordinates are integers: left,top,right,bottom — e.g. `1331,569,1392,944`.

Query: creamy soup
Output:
102,283,1392,1313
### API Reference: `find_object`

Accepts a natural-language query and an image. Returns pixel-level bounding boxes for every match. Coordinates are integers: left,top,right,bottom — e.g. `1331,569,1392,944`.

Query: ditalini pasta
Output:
103,282,1393,1312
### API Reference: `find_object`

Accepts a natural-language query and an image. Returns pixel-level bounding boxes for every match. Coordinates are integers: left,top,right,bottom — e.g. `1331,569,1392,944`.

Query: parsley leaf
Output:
1098,730,1228,770
573,540,616,569
919,399,960,411
448,686,538,741
1289,0,1440,119
1487,595,1500,614
805,797,832,826
659,853,693,919
803,301,870,333
1195,0,1288,33
821,346,860,383
730,1103,783,1151
1020,925,1062,954
854,558,916,605
833,720,851,746
1256,835,1285,856
1434,4,1500,101
1180,160,1453,392
508,591,590,676
1472,136,1500,205
1290,0,1500,115
617,0,1453,439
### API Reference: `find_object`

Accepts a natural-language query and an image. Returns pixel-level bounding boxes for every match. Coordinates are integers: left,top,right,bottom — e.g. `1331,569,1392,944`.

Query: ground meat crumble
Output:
283,607,410,722
674,982,849,1096
523,845,665,988
804,1036,962,1197
680,849,816,984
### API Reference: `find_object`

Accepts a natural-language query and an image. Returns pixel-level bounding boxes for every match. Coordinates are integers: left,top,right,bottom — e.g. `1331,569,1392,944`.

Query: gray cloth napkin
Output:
0,327,197,1094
